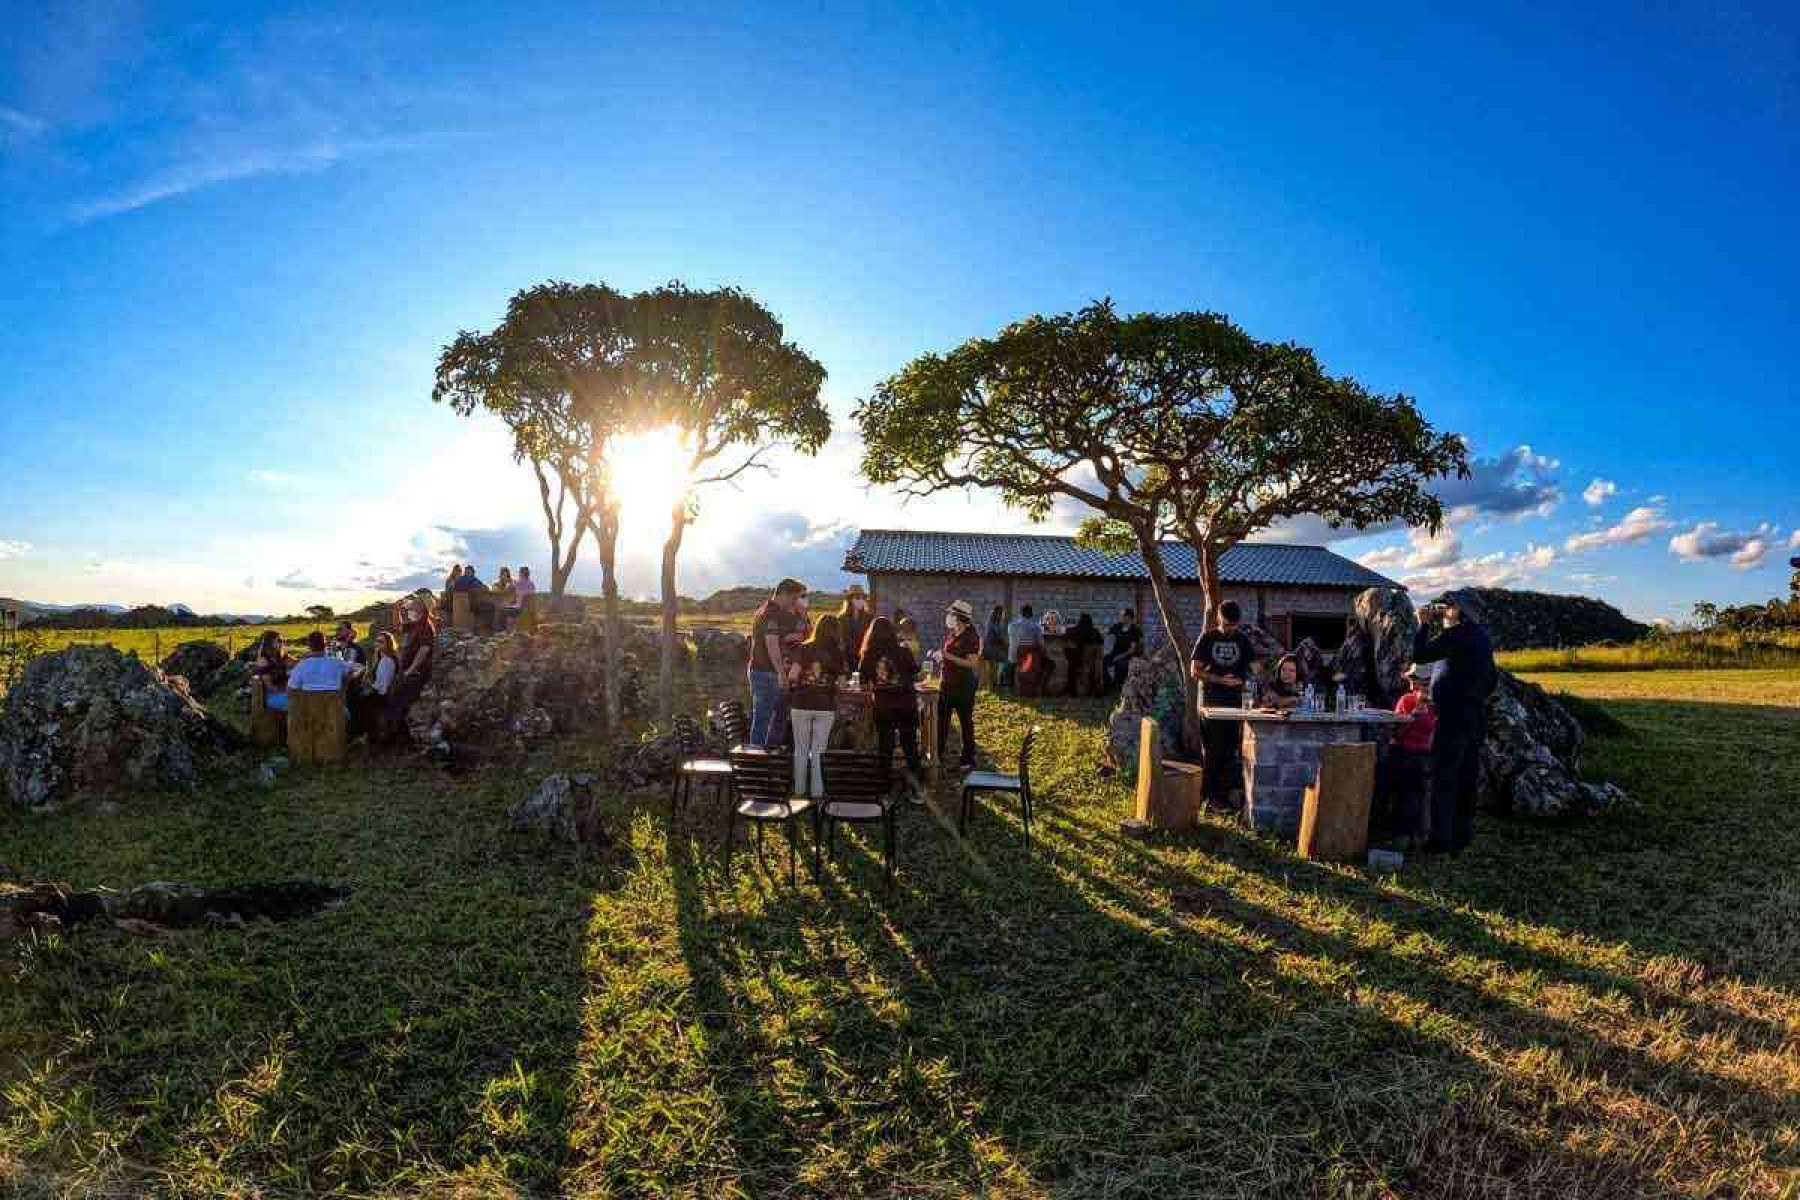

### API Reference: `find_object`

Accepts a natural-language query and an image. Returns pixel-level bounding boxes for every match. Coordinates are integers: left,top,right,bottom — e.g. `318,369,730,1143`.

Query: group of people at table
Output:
248,592,442,741
1189,594,1496,856
443,563,537,630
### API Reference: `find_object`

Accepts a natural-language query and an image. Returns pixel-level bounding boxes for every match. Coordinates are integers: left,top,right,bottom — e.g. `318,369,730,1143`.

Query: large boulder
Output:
0,645,239,811
159,639,231,698
690,626,750,672
1480,672,1631,818
509,772,610,845
1103,643,1192,775
1334,588,1418,707
408,623,650,760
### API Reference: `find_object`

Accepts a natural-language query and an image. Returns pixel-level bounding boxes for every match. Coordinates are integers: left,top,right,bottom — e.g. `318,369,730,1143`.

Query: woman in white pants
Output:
786,613,845,797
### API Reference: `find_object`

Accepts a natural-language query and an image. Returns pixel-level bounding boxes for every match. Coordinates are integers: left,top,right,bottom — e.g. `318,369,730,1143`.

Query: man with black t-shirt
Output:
1190,600,1256,808
748,578,806,748
1104,608,1143,690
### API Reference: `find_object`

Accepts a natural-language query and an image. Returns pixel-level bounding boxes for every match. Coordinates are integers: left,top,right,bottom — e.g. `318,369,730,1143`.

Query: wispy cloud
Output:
1581,477,1616,506
0,539,31,560
275,569,321,590
70,135,429,223
0,105,46,144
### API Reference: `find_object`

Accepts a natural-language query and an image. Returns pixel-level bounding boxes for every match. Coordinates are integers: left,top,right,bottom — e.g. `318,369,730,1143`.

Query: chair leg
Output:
670,769,682,815
959,788,971,835
1022,792,1031,853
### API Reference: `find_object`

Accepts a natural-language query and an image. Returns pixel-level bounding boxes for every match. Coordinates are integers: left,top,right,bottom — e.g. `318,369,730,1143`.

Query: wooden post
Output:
1297,741,1377,861
451,591,476,633
287,683,348,764
1132,717,1202,830
249,677,285,748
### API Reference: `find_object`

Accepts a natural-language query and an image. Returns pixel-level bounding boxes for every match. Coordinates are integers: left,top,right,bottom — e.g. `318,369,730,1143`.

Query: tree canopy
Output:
857,301,1467,650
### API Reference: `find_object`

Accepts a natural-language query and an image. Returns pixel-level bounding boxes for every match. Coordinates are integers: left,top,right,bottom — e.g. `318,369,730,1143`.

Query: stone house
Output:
842,529,1401,652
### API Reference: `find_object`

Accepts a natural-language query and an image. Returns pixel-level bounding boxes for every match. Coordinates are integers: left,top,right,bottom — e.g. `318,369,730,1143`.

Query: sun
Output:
606,426,696,528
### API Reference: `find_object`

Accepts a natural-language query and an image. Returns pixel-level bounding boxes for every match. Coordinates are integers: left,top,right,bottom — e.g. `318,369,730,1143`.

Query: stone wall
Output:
867,572,1357,653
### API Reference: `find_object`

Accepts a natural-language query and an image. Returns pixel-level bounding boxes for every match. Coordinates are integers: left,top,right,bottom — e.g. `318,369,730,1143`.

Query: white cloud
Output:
1439,444,1562,523
1398,543,1558,595
1564,505,1673,553
249,469,302,487
1565,571,1616,586
1668,522,1775,569
1358,526,1462,573
275,569,321,591
1581,478,1616,506
0,540,30,560
1790,529,1800,550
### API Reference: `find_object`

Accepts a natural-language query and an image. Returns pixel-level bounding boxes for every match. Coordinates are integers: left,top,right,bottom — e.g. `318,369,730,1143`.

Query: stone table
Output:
1198,707,1414,835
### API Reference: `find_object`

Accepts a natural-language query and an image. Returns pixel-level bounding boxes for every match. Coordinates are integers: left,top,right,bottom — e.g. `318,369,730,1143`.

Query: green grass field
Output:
1498,630,1800,673
3,666,1798,1197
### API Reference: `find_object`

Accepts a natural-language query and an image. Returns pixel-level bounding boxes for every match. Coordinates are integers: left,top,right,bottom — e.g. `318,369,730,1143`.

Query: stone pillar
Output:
1240,720,1370,834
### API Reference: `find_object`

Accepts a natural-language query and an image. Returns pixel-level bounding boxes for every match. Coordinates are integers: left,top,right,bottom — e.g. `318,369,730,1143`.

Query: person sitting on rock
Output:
288,630,360,696
332,621,365,664
251,630,294,712
1262,653,1304,711
511,565,537,623
351,632,400,740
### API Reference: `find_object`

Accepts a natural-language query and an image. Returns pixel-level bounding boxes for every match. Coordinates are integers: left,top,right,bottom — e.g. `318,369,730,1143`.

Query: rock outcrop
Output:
690,626,750,672
159,639,231,698
1431,586,1648,650
407,623,650,760
0,645,239,811
509,772,610,845
1332,588,1418,707
1103,644,1191,775
1481,672,1632,818
1,879,348,937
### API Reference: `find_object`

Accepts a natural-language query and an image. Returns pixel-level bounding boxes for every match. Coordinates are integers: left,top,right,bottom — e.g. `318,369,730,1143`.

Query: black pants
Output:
1202,717,1242,803
385,673,428,740
937,686,976,767
1379,747,1432,840
1429,717,1483,853
1104,652,1133,690
876,711,923,780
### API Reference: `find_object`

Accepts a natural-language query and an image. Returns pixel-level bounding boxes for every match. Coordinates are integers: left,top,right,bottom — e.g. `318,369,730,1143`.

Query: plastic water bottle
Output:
1241,678,1256,711
1302,684,1316,713
1335,683,1347,714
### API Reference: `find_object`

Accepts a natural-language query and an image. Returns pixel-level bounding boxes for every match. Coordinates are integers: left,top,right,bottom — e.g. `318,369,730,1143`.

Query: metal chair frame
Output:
960,725,1040,851
724,748,813,883
671,714,732,819
816,749,898,887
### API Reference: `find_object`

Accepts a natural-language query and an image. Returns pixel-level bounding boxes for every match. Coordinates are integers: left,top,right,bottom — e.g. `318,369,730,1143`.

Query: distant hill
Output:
15,603,262,631
1430,587,1649,650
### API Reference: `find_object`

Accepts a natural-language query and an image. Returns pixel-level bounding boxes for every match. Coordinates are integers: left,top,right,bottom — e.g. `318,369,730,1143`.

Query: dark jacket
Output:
1412,621,1496,724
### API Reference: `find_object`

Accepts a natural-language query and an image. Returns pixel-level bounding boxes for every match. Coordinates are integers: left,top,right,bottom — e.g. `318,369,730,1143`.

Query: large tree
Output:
433,282,643,729
631,284,829,719
856,302,1466,653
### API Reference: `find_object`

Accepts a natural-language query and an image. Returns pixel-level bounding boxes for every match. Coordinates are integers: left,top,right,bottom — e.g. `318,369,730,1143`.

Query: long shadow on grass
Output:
0,756,630,1196
655,769,1684,1199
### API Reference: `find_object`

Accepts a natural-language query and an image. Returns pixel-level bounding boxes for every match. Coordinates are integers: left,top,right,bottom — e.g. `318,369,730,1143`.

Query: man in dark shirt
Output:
1411,589,1498,855
748,578,806,747
1104,608,1144,690
1190,600,1257,808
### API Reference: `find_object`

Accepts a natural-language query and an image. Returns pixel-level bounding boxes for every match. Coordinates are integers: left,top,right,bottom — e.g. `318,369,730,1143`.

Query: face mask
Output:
945,614,958,630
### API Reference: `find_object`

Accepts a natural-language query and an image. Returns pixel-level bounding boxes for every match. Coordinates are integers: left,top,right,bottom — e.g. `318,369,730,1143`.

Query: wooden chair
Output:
817,749,897,887
671,714,732,819
724,748,814,883
249,676,286,748
960,725,1040,851
1132,716,1203,829
287,680,349,764
1298,741,1378,862
450,591,476,633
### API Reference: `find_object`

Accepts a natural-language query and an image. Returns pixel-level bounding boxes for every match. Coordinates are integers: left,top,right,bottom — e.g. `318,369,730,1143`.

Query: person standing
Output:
835,585,872,670
1382,665,1437,844
748,578,806,748
1007,604,1042,694
1189,600,1256,810
859,616,925,800
938,600,982,770
786,613,843,798
332,620,366,664
981,604,1009,690
1411,590,1498,855
385,594,439,739
1065,612,1104,696
1104,608,1143,690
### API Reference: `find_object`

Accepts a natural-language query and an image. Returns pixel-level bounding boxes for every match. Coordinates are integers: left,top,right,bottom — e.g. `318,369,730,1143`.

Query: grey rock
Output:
509,771,609,844
1103,644,1190,775
1478,672,1633,818
0,645,238,811
159,640,231,698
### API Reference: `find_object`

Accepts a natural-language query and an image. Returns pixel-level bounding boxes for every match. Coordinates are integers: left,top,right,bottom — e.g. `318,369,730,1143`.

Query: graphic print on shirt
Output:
875,657,893,685
1208,641,1243,670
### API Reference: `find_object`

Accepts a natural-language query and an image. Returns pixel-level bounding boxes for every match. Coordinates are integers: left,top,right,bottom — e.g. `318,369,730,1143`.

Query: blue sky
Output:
1,2,1795,622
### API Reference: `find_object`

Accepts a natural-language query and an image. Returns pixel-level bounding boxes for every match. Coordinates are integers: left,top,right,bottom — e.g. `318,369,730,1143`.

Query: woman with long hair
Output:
351,631,401,741
836,585,872,669
786,611,843,798
938,600,982,770
251,630,293,712
858,615,923,799
385,593,439,738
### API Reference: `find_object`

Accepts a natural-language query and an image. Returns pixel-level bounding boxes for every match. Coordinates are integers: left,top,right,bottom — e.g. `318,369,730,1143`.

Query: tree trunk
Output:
592,504,623,731
1194,539,1223,629
657,504,688,721
1130,522,1191,653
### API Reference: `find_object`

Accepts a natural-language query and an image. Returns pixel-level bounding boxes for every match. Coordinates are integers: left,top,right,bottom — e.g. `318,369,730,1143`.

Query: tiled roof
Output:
843,529,1401,590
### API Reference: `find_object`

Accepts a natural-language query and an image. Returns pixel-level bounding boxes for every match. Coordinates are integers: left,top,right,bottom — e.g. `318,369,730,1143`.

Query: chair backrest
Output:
820,749,890,807
1018,726,1040,797
728,749,793,808
713,700,750,750
288,680,348,764
672,714,708,756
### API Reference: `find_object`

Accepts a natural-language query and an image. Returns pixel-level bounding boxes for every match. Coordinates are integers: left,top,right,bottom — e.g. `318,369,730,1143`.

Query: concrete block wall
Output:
1240,720,1372,834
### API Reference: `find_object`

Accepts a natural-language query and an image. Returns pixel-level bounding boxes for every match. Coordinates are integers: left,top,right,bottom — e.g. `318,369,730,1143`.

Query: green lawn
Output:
3,668,1798,1197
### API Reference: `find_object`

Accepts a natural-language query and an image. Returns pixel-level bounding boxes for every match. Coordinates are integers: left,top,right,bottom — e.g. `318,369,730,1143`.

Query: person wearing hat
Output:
1381,664,1438,844
938,599,983,770
1411,590,1498,855
835,585,873,663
